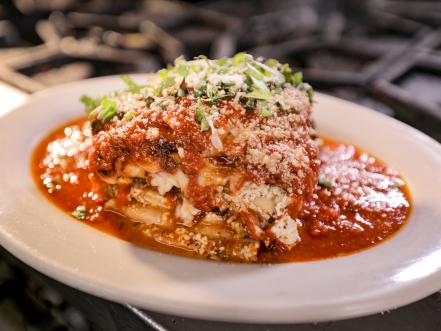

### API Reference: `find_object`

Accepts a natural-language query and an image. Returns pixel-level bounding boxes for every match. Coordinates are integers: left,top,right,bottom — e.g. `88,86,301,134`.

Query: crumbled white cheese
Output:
175,198,200,226
269,215,300,247
234,182,290,219
150,169,189,195
185,72,203,89
206,116,223,151
147,127,159,138
207,73,244,90
177,147,185,158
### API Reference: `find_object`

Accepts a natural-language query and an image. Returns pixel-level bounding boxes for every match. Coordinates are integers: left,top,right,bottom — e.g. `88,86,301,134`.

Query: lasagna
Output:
82,54,319,261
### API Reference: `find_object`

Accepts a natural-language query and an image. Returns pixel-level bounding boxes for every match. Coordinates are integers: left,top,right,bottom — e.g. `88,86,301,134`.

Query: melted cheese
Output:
130,187,171,209
105,199,170,227
123,163,146,178
269,215,300,247
150,169,188,195
234,182,290,219
175,198,200,226
197,163,228,186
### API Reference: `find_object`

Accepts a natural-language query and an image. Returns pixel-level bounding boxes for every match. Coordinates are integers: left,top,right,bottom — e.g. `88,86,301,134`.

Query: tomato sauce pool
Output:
31,118,412,263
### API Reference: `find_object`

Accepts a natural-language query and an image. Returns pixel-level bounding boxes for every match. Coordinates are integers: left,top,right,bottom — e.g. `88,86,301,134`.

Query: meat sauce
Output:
31,118,411,263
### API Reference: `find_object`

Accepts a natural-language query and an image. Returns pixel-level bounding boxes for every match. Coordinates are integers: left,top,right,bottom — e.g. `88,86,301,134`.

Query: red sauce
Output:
31,118,412,263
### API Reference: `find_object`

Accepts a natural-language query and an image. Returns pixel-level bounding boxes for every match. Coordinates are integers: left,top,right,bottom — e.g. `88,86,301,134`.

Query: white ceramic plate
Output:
0,75,441,324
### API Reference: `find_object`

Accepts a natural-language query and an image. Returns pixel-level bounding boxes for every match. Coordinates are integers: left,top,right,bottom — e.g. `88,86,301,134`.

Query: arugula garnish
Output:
98,97,118,121
120,75,143,93
292,72,303,86
232,52,246,65
80,95,101,115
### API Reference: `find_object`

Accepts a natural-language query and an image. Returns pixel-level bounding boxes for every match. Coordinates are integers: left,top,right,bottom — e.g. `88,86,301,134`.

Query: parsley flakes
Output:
120,74,143,93
80,95,101,115
72,205,87,220
98,97,118,121
195,106,210,131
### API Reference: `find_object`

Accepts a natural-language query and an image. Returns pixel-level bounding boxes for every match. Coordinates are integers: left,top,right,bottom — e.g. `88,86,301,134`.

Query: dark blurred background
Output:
0,0,440,330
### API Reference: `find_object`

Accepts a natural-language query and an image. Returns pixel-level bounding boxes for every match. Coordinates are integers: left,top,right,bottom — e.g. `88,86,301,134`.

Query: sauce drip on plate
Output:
31,118,411,263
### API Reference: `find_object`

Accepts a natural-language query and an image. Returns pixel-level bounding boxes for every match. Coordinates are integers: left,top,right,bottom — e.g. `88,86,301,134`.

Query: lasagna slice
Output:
85,54,319,261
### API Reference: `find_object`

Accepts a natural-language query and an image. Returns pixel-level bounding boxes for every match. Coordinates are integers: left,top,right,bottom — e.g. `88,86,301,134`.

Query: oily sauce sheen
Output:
31,118,411,263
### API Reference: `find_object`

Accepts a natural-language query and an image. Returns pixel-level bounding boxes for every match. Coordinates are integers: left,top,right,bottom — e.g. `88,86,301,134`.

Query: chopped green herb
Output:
195,107,210,131
244,98,257,110
123,110,136,121
251,79,270,97
246,89,271,100
220,81,235,89
194,84,207,98
173,55,186,65
194,55,208,60
206,84,218,102
162,76,175,88
94,53,315,122
302,83,314,102
246,63,265,81
120,75,143,93
72,205,87,220
292,72,303,86
256,100,272,117
80,95,101,115
264,58,279,68
260,108,273,117
232,52,246,65
190,63,201,72
157,68,169,80
318,175,333,189
281,63,292,82
252,60,282,79
176,65,188,77
98,97,118,121
215,57,228,66
273,84,282,94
